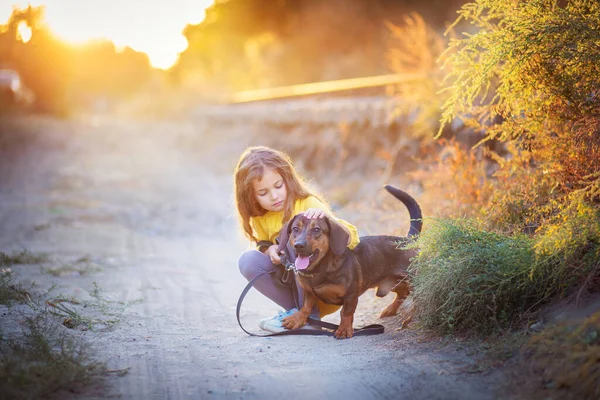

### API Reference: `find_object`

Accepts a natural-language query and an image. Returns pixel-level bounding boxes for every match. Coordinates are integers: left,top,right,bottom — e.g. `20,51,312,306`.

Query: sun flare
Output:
0,0,214,69
16,19,31,42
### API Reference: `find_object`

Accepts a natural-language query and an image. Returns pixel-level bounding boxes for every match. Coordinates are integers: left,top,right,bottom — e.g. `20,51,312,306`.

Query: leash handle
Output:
236,271,385,337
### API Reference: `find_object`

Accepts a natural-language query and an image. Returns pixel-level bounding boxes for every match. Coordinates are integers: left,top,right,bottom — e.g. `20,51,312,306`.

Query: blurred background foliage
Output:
173,0,466,90
0,0,468,113
0,5,153,114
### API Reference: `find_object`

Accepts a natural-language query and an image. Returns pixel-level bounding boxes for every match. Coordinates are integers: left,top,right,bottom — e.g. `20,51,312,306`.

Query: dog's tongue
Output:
295,255,310,270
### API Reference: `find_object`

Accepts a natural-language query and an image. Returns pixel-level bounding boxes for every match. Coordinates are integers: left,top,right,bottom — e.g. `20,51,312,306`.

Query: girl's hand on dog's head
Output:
266,244,282,265
303,208,327,219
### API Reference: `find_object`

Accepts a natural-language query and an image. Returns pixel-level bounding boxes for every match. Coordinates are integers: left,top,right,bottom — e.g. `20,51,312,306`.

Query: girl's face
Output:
252,167,287,212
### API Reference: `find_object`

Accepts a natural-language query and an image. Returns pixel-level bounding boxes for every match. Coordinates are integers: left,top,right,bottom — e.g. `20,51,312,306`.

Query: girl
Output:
234,146,360,333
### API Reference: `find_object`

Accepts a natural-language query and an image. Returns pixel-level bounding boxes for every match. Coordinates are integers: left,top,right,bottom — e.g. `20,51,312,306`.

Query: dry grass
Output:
0,250,49,267
0,257,137,398
0,315,107,400
409,139,494,220
526,311,600,399
0,269,31,305
45,282,142,331
41,257,103,278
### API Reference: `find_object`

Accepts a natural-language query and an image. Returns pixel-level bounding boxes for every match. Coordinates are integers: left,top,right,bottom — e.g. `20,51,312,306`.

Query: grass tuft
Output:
0,269,138,398
0,250,49,267
45,282,142,330
0,269,31,305
0,315,106,400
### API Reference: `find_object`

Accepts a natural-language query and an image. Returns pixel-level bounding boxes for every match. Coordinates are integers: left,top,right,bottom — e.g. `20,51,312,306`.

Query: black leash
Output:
236,270,385,337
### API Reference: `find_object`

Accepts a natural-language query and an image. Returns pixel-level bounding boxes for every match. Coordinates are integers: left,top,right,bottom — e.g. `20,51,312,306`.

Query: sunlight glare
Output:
0,0,214,69
16,20,31,42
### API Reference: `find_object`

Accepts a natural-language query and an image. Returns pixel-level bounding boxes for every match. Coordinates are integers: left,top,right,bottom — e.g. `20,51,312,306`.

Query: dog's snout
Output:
294,238,306,250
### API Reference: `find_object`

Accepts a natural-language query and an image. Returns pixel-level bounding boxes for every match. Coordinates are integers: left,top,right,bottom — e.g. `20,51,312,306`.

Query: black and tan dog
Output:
277,185,422,339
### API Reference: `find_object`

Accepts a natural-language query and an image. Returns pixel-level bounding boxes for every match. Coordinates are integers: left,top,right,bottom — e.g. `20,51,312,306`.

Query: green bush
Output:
408,204,600,333
407,218,535,333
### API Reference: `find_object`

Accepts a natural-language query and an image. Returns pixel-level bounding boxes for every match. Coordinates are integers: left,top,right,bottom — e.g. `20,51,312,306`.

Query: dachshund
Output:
277,185,422,339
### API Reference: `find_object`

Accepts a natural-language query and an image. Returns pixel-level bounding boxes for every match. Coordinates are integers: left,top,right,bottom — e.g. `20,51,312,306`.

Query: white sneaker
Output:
259,308,324,333
259,308,299,333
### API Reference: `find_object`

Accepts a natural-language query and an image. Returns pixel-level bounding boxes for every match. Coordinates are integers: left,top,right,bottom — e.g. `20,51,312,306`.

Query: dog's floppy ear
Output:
276,214,299,253
326,216,350,256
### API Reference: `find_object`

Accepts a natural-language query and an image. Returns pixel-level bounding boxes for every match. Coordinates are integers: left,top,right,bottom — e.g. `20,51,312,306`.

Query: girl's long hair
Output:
234,146,320,242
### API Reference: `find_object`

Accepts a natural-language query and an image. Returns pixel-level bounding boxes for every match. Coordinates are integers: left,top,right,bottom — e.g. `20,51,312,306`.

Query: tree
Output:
171,0,471,91
439,0,600,220
0,5,153,115
0,5,72,114
70,41,151,107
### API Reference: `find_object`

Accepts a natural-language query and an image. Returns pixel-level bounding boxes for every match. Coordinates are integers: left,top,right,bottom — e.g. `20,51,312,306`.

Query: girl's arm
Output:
265,244,282,265
251,217,283,264
251,219,271,251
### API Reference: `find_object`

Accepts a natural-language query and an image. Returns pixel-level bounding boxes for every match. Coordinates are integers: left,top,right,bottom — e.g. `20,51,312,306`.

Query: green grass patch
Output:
407,218,535,333
532,199,600,300
407,204,600,334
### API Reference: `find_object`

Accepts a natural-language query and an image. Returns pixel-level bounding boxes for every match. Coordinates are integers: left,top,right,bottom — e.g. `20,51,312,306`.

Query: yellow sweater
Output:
251,196,359,249
250,195,359,317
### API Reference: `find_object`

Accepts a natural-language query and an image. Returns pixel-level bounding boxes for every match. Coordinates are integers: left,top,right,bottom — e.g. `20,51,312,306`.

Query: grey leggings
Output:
238,250,319,317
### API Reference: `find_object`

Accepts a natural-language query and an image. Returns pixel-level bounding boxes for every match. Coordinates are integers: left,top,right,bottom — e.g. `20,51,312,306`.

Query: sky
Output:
0,0,214,69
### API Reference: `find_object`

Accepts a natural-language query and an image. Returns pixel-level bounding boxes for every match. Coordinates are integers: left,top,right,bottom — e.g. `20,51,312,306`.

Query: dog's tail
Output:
384,185,422,238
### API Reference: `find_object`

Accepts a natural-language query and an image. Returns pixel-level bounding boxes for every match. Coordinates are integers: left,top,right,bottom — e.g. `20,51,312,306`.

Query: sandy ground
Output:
0,115,510,399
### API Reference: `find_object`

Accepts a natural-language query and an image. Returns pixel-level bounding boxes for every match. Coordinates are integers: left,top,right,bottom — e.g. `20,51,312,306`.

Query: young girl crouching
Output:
234,146,359,332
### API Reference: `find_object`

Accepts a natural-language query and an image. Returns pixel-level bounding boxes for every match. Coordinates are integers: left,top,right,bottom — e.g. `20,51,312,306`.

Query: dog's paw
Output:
282,314,307,330
334,326,354,339
379,306,398,318
379,298,405,318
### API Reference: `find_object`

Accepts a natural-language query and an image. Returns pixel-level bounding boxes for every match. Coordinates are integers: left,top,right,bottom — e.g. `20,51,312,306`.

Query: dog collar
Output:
294,269,314,278
284,261,315,278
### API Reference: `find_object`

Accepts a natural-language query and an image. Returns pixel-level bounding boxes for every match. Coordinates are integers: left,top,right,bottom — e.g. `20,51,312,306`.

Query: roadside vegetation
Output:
382,1,599,397
0,252,136,399
374,0,600,321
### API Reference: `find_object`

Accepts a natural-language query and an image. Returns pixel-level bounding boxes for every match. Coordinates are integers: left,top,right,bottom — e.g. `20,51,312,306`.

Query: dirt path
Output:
0,116,508,399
